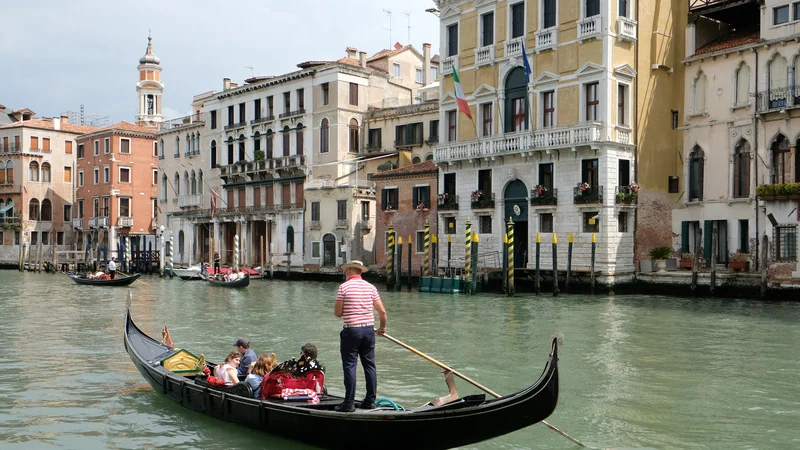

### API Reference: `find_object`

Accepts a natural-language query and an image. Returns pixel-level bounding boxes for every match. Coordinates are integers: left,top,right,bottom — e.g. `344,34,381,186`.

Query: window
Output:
93,140,99,156
104,137,110,154
63,166,72,183
733,140,751,198
311,201,320,221
65,140,73,154
582,158,599,191
296,124,304,155
689,146,704,200
617,84,628,126
29,198,40,220
254,98,261,120
349,83,358,106
283,92,291,113
586,0,600,17
93,198,99,217
239,102,246,123
30,136,39,151
312,242,321,258
57,231,64,245
479,215,492,234
775,225,797,260
153,169,158,186
297,88,304,110
361,201,370,221
796,2,800,20
431,66,439,81
478,169,492,195
540,213,553,232
103,166,110,184
93,167,99,185
619,0,629,17
618,212,629,232
585,82,599,121
118,138,129,154
739,219,749,253
447,110,457,141
511,2,525,38
320,119,329,153
774,5,789,24
429,120,439,141
210,110,217,129
119,167,131,184
41,163,50,182
481,103,493,137
416,231,426,253
78,170,84,187
413,185,431,209
265,131,273,159
447,23,459,57
505,67,528,132
337,200,347,220
322,83,329,105
119,197,131,217
282,126,290,156
42,138,50,152
393,63,401,77
539,163,554,190
382,188,398,211
103,197,110,217
41,199,52,221
412,155,422,164
77,199,84,218
30,231,38,245
481,12,494,47
672,110,679,129
369,128,382,148
542,91,555,128
153,140,158,157
543,0,556,28
735,64,751,107
176,136,181,157
77,143,84,159
445,216,457,234
694,72,707,113
583,211,600,233
416,69,423,83
771,134,789,184
349,119,359,152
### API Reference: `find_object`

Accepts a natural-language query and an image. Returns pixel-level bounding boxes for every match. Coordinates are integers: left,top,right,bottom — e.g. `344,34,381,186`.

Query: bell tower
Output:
136,31,164,128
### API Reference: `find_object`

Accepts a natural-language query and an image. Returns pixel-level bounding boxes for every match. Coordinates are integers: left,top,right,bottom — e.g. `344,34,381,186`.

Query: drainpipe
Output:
632,0,640,271
753,48,759,271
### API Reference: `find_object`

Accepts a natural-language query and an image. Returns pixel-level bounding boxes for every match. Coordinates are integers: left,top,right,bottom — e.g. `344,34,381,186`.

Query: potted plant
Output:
679,252,694,270
729,252,750,271
649,246,672,273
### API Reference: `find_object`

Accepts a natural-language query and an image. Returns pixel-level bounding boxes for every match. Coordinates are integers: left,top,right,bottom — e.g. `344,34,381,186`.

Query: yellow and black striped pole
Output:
535,232,541,296
465,217,472,290
507,217,515,296
387,224,395,287
591,233,596,295
502,232,508,292
552,233,559,297
471,232,479,294
423,220,431,276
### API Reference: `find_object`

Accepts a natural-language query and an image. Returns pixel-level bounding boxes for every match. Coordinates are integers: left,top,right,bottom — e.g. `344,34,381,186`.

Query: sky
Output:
1,0,441,124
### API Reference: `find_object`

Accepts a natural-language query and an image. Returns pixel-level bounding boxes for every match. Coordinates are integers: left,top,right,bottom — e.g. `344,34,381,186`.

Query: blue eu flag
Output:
521,42,532,84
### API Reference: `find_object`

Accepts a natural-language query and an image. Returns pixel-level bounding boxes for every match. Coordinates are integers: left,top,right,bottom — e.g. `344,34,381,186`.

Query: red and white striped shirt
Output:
336,274,380,325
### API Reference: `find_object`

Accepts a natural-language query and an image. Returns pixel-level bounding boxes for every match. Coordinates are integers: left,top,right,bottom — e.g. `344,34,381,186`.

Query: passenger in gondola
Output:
245,353,277,399
274,343,324,376
234,338,257,378
214,351,241,385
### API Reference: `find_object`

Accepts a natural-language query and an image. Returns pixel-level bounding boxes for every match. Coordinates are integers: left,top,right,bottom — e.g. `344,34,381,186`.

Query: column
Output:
789,144,797,184
498,93,506,138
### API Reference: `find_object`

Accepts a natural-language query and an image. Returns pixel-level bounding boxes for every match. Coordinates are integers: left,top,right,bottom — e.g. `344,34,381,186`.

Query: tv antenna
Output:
383,9,392,48
403,11,411,45
245,65,254,78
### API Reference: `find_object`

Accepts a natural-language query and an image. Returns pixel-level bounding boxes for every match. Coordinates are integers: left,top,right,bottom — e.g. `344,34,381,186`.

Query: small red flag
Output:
161,324,174,348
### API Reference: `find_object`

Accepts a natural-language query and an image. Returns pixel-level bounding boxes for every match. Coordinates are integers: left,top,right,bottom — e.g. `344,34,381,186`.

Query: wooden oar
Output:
119,272,152,287
381,333,599,449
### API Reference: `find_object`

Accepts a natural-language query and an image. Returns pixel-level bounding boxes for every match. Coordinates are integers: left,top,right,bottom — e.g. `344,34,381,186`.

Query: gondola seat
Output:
260,369,325,400
195,376,254,398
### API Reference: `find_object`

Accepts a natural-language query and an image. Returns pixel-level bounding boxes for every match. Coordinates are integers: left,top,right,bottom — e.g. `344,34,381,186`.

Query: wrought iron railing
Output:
395,136,424,148
438,194,459,211
574,185,603,204
471,192,495,209
615,186,638,205
530,187,558,206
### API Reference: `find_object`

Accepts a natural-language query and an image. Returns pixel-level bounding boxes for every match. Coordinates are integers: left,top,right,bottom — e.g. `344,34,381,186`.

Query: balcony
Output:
178,194,202,208
360,217,373,230
505,37,523,57
535,29,557,52
224,121,247,131
476,45,494,67
0,184,21,194
617,17,637,42
96,216,109,228
118,216,134,227
471,192,495,209
425,136,439,145
530,187,558,206
577,16,601,41
756,87,800,113
310,220,321,230
161,113,203,130
615,185,639,205
335,219,348,229
438,194,459,211
616,127,632,145
279,108,306,119
72,218,83,229
574,185,603,205
267,155,306,171
365,141,383,152
0,216,20,229
395,136,423,148
442,55,459,76
250,115,275,125
88,217,97,228
434,122,602,163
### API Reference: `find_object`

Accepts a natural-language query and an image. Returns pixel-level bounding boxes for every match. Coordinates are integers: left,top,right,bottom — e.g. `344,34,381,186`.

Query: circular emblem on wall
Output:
513,205,521,216
730,131,737,138
745,129,752,136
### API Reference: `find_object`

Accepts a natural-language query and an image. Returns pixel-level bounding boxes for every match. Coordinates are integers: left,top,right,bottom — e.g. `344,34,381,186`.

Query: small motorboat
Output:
69,273,141,286
172,263,208,280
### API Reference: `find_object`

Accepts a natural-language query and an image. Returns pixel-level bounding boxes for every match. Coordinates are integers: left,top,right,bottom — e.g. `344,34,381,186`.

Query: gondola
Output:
69,272,140,286
204,273,249,288
124,296,560,450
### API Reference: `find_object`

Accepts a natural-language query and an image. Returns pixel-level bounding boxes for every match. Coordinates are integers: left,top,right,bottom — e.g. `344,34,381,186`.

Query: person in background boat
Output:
238,269,247,280
108,257,117,279
245,353,277,398
213,252,221,274
334,260,387,412
235,338,257,379
214,351,241,385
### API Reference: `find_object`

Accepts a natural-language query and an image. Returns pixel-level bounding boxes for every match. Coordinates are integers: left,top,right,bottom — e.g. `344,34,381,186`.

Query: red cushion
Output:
259,369,325,399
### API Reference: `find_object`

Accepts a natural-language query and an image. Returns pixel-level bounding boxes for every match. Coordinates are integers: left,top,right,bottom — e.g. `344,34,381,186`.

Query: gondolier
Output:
108,257,117,279
334,260,387,412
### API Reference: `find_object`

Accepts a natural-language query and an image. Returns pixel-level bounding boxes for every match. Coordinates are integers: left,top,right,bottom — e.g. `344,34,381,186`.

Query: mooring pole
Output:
565,232,573,293
760,234,768,299
710,221,718,297
507,217,515,296
691,226,700,295
465,218,472,292
590,233,596,295
407,235,412,291
447,234,452,276
423,220,431,276
396,235,403,292
387,224,395,288
471,232,479,295
552,233,559,297
502,232,508,293
431,235,438,277
535,232,541,296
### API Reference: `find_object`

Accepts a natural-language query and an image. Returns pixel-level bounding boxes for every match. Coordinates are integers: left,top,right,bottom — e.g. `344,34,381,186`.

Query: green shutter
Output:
704,220,713,267
681,221,690,253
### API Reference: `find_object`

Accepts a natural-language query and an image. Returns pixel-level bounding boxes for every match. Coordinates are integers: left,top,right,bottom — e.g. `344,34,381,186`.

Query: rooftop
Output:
0,118,96,134
694,29,761,55
371,160,438,179
79,121,155,138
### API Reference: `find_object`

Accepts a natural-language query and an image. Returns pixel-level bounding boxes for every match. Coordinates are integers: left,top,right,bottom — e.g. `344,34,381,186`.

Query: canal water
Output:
0,271,798,450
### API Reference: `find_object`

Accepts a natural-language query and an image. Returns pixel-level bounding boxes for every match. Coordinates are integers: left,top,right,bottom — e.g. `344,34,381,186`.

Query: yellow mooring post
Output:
465,217,472,291
471,232,479,295
423,220,431,276
507,217,515,296
387,224,395,288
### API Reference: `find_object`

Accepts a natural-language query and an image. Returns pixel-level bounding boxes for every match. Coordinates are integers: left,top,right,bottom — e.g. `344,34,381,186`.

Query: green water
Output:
0,271,798,449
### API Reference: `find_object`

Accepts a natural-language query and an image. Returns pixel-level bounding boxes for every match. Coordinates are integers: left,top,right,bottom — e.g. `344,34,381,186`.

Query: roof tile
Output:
695,29,761,56
372,161,438,179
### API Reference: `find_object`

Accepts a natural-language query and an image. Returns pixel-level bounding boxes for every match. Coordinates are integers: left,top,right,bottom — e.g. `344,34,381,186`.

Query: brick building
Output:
372,161,438,273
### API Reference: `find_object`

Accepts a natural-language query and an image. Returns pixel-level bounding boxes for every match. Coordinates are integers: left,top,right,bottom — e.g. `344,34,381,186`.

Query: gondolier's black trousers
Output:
340,326,377,405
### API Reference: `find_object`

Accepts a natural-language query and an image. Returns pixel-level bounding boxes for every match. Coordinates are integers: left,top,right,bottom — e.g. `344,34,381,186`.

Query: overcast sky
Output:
2,0,440,124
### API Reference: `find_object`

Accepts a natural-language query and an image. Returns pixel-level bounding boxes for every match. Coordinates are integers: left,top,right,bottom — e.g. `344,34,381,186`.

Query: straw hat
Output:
341,260,369,273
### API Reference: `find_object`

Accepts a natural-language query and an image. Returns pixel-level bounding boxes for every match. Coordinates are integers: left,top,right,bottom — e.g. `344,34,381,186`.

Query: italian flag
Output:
453,67,472,120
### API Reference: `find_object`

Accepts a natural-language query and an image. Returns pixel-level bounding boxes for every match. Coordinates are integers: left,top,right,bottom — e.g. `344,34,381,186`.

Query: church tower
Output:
136,32,163,128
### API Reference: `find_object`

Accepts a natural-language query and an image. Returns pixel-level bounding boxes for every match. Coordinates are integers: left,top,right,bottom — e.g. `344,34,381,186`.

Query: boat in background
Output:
69,273,141,286
172,263,208,280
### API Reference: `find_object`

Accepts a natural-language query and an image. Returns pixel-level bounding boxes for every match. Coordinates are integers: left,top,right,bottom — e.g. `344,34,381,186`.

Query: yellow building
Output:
432,0,685,277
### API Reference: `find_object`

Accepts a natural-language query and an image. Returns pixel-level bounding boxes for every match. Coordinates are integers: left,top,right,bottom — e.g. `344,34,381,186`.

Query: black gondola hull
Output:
124,308,558,450
204,274,250,288
70,273,141,286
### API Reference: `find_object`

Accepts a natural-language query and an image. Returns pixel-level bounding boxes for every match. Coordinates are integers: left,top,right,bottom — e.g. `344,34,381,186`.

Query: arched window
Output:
227,137,234,165
286,225,295,253
0,161,5,184
182,171,189,196
41,198,52,221
210,140,217,168
282,126,291,156
5,160,12,184
174,172,181,196
425,153,434,161
198,169,204,194
296,123,304,156
411,155,422,164
186,134,190,155
689,146,704,201
41,162,51,182
505,67,528,132
266,129,274,159
238,134,246,162
733,140,751,198
768,55,788,109
694,71,707,114
29,198,40,220
253,131,262,158
771,134,789,184
191,170,197,195
734,64,751,107
159,138,165,158
161,174,168,202
175,136,180,156
178,230,185,255
349,119,359,152
29,161,39,181
320,119,329,153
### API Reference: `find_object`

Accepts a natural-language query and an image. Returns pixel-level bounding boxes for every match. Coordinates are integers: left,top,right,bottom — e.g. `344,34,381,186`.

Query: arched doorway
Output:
323,234,336,267
504,179,528,268
286,226,295,253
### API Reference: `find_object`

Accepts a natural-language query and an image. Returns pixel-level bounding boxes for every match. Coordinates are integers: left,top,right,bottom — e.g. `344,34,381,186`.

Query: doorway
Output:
323,234,336,267
504,179,529,268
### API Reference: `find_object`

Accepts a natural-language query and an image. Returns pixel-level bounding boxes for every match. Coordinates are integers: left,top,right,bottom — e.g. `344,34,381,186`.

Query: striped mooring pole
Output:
506,217,515,296
502,232,508,292
464,217,472,290
552,233,559,297
233,234,240,271
471,232,479,295
423,220,431,276
386,224,395,287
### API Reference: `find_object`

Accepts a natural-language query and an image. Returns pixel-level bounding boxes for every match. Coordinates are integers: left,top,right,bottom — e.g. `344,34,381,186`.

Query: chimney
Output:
53,117,61,130
60,114,69,124
346,47,358,58
223,77,231,91
423,43,432,86
359,51,367,68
